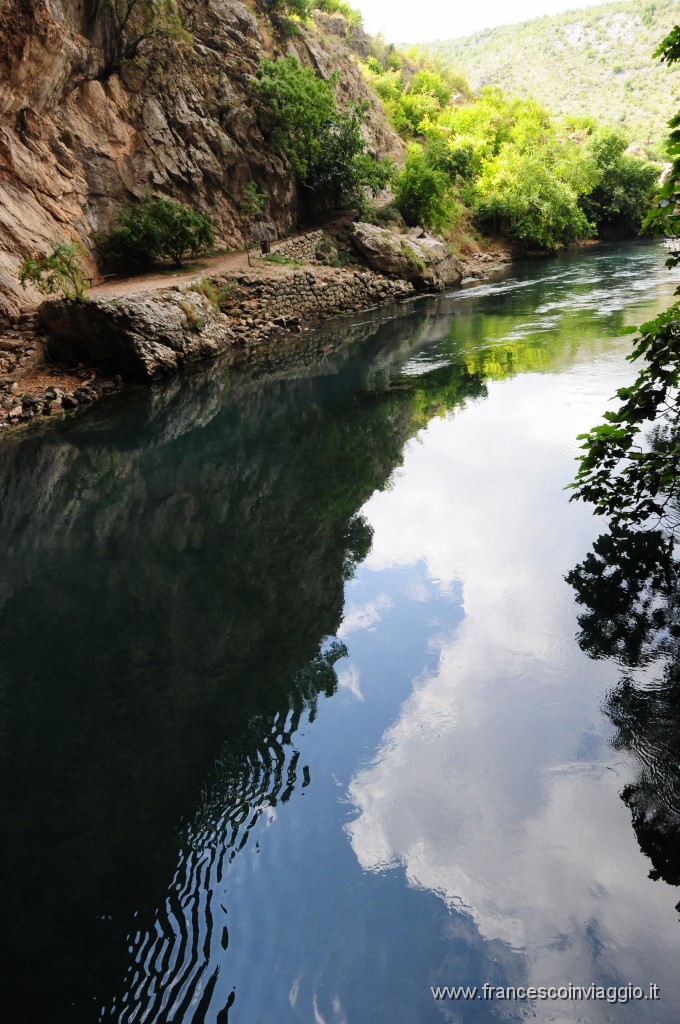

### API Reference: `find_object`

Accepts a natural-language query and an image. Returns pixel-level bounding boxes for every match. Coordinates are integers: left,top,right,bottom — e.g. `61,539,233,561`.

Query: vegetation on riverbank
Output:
7,0,667,315
361,45,659,250
571,24,680,526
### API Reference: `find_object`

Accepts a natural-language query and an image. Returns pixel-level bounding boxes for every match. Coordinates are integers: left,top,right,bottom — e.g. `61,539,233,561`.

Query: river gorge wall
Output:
0,0,403,322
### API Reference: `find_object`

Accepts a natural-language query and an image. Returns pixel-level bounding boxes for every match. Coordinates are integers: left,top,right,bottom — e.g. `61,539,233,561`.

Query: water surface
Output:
1,242,679,1023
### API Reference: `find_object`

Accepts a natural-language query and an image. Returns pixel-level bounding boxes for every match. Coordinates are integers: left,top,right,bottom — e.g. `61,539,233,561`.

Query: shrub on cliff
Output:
256,0,312,20
18,243,89,300
102,0,191,79
104,198,215,269
254,56,393,212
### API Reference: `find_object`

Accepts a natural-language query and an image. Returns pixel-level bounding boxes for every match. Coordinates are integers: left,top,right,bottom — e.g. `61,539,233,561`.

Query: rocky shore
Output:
0,225,510,431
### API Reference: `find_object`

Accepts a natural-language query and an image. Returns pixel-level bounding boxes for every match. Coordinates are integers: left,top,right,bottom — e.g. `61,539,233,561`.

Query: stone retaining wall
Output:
222,267,411,337
37,266,415,382
262,231,338,265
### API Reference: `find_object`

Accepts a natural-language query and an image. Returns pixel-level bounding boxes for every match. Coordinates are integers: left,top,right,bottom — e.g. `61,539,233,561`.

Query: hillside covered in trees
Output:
422,0,679,156
361,41,659,250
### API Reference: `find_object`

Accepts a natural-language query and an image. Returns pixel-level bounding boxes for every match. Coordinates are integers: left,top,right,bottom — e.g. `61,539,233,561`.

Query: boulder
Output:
39,292,235,380
351,222,464,290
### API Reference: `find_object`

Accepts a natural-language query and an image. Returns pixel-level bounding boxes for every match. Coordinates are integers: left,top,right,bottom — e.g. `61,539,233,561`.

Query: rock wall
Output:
225,266,412,326
0,0,403,323
264,230,338,264
38,266,414,380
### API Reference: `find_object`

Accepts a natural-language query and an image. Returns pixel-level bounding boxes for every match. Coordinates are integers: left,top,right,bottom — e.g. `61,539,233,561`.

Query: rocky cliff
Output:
0,0,403,323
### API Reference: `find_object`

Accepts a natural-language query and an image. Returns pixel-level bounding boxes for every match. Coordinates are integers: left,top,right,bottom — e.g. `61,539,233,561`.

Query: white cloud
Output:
338,593,393,636
346,363,680,1015
337,663,364,701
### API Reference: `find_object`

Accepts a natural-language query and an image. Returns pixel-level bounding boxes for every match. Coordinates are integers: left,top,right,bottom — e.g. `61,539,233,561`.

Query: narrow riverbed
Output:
1,242,679,1023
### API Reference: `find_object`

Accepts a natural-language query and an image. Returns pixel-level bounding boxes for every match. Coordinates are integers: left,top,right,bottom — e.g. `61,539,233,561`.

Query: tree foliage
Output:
570,24,680,526
316,0,363,28
254,57,338,179
255,0,312,25
580,129,659,233
239,181,266,223
308,104,392,209
362,47,658,250
393,144,458,232
104,197,215,269
473,147,592,250
18,243,89,300
570,305,680,524
254,57,392,211
641,26,680,251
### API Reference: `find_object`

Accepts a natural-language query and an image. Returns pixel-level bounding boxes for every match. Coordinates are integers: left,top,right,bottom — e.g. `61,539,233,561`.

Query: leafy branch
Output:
18,243,89,301
569,306,680,525
569,22,680,527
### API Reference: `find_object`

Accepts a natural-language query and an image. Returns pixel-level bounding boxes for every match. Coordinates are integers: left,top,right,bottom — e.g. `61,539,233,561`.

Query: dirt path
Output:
91,242,292,300
89,216,360,300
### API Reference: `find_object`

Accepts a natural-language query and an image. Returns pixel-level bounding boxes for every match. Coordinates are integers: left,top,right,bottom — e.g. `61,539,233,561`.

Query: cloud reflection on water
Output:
346,367,680,1018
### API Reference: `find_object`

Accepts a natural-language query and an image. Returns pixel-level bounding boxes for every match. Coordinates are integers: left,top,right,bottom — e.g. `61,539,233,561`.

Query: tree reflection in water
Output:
0,305,488,1021
566,527,680,903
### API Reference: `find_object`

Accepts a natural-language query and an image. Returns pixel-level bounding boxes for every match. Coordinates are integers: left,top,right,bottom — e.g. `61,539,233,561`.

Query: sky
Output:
353,0,609,44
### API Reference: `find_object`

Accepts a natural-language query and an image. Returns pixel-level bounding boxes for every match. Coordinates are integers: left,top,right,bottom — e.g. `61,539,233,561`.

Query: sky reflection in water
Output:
346,372,679,1020
223,244,680,1024
2,244,680,1024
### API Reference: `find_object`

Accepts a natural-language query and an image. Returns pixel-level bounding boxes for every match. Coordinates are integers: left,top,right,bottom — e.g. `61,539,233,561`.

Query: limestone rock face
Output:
0,0,404,323
39,291,234,379
351,222,464,290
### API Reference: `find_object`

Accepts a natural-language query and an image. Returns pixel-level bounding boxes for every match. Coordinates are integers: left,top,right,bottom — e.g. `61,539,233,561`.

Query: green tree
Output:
305,104,392,210
393,144,458,232
104,197,214,269
410,69,452,107
396,91,443,136
254,57,337,179
580,129,658,234
18,243,89,300
472,146,591,249
254,57,393,212
239,182,266,266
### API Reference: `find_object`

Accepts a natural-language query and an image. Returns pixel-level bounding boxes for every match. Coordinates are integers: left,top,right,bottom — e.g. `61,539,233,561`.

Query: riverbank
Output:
0,234,510,431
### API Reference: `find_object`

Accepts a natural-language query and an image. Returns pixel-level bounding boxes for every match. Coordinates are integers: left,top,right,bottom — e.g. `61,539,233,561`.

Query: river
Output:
1,241,679,1023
